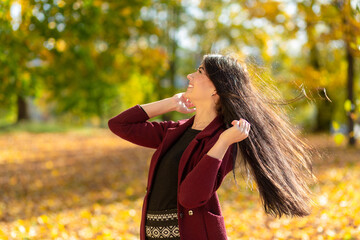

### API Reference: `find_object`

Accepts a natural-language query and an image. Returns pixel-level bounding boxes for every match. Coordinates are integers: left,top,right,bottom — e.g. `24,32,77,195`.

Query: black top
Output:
147,126,202,211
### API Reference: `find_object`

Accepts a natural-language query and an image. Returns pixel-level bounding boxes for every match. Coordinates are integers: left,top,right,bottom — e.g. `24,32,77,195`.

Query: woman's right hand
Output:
172,92,196,114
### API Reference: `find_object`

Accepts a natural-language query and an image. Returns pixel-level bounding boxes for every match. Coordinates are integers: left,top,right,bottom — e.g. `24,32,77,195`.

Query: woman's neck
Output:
192,106,217,130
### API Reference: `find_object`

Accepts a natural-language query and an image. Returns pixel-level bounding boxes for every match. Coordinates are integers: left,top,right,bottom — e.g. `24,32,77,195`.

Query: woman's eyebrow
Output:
199,66,205,71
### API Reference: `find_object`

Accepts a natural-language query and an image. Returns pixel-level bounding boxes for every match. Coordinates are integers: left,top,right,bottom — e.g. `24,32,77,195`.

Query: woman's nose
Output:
187,73,192,80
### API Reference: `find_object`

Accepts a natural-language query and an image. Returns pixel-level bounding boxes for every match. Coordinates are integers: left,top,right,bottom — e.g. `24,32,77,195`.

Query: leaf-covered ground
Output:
0,130,359,239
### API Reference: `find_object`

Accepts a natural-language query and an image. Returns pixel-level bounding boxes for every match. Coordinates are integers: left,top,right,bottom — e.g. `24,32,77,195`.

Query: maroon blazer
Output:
108,104,236,240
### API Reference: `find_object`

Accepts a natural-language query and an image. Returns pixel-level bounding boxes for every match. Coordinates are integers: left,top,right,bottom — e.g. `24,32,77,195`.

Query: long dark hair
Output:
202,53,319,218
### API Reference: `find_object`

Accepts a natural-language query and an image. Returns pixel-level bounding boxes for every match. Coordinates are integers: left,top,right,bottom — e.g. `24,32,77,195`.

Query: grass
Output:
0,121,106,135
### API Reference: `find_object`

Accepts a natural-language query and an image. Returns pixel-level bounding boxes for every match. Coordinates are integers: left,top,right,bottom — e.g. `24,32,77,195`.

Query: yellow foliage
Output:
333,133,345,146
37,215,49,224
56,39,67,52
118,73,155,108
331,121,340,131
120,7,131,17
344,99,352,112
57,0,66,8
80,210,92,219
0,132,359,239
125,187,134,196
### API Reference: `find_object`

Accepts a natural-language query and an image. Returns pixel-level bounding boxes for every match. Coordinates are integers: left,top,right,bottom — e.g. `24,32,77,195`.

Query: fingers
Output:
176,97,196,113
187,107,196,113
246,122,251,134
240,120,245,132
236,119,251,134
236,120,243,131
185,98,194,107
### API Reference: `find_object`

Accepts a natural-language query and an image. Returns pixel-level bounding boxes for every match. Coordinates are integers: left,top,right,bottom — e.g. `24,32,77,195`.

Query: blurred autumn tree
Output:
0,0,169,127
0,0,359,144
296,0,360,145
188,0,359,145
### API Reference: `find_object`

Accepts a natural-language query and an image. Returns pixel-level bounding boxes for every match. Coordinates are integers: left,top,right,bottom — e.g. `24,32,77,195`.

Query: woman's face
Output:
184,63,217,106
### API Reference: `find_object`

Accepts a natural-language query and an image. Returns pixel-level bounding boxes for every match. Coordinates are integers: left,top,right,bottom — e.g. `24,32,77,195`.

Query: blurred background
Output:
0,0,359,239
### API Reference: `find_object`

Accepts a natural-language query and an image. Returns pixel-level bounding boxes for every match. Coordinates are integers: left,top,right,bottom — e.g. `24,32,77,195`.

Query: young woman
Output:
108,54,316,240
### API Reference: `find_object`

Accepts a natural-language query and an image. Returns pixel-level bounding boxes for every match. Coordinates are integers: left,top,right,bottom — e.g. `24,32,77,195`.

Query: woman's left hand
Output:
219,119,251,146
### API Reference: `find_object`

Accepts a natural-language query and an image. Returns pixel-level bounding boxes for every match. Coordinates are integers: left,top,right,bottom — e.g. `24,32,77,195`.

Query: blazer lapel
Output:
147,114,225,193
147,115,195,190
177,114,224,185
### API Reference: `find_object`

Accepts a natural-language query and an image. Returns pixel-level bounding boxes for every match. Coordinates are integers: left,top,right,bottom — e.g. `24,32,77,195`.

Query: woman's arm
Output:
140,97,177,119
206,137,231,160
178,121,249,209
140,92,196,118
108,99,179,149
108,93,195,149
178,140,235,209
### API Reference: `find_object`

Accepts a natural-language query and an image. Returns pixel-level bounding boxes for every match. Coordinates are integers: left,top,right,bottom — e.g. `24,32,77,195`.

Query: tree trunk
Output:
314,99,334,132
163,4,179,121
16,95,30,123
346,43,356,146
309,46,334,132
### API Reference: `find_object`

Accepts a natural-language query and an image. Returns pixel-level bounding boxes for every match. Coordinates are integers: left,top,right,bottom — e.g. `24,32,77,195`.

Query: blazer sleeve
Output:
178,143,236,209
108,104,180,149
